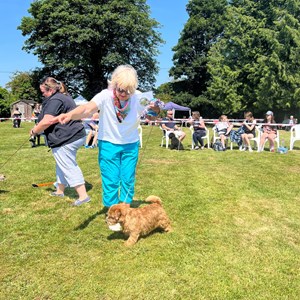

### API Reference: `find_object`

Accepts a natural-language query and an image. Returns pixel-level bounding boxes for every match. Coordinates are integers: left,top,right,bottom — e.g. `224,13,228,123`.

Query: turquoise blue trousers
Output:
98,140,139,207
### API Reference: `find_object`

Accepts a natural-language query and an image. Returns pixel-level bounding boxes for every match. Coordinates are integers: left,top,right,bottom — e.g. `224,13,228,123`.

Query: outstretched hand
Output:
51,113,70,125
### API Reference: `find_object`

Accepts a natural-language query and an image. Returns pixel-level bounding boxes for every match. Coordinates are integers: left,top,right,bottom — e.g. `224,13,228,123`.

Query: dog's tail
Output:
145,195,162,205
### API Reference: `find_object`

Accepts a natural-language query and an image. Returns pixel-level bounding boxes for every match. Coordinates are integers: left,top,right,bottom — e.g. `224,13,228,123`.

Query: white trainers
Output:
249,147,253,152
239,146,246,151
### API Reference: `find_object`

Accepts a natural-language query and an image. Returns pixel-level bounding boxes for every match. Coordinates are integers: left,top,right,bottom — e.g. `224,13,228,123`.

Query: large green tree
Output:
207,0,300,115
18,0,163,99
6,72,39,101
170,0,228,98
0,87,13,118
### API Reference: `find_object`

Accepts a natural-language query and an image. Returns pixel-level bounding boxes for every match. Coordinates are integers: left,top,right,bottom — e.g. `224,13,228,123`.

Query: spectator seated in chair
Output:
286,115,297,131
215,114,233,150
188,111,207,150
259,111,277,152
161,110,186,146
240,111,257,152
83,112,99,148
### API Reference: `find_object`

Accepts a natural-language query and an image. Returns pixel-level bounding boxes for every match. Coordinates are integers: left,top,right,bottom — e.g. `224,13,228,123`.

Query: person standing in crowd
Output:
240,111,257,152
259,111,277,152
189,111,206,150
286,115,296,131
11,107,22,128
33,103,41,124
52,65,159,210
29,77,90,206
29,103,42,147
83,112,99,148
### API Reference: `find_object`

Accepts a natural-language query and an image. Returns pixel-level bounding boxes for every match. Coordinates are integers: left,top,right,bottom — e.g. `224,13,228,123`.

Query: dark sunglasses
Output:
116,87,130,95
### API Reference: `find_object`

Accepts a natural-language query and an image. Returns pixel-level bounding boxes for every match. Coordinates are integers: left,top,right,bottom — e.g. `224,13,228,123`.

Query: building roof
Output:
11,99,38,106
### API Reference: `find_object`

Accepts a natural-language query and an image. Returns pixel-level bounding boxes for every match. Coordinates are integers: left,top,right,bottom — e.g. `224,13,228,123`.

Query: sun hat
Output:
266,111,273,116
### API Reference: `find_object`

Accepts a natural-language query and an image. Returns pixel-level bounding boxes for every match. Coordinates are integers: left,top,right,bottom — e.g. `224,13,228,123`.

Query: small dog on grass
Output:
0,174,6,181
168,132,184,150
106,195,172,246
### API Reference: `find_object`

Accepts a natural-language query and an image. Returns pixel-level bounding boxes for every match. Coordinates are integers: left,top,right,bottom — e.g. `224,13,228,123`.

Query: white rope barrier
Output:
0,116,297,127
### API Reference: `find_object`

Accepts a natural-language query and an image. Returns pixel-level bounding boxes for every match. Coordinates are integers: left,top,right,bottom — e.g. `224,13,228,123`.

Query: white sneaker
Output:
240,146,246,151
249,147,253,152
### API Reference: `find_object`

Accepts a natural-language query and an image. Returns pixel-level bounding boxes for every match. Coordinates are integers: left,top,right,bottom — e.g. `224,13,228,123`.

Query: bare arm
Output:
199,119,206,129
243,120,256,131
52,101,98,124
31,114,55,135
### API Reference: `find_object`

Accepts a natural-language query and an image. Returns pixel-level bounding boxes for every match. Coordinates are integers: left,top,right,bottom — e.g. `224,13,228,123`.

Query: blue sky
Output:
0,0,188,89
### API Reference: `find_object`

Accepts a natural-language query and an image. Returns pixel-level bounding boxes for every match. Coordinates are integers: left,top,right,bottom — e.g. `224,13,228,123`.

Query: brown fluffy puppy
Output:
106,195,172,246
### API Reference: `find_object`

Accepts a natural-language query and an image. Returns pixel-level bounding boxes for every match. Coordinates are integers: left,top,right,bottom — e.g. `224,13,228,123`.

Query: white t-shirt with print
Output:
216,121,229,132
91,89,152,144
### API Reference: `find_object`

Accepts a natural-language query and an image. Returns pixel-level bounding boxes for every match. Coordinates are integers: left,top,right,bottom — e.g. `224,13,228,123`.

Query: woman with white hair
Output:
53,65,159,209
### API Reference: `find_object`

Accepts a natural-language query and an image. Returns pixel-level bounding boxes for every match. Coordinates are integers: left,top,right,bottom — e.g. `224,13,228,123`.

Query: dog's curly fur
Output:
106,195,172,246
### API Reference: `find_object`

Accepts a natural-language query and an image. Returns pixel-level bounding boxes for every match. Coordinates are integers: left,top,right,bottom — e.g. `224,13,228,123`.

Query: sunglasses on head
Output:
116,87,130,95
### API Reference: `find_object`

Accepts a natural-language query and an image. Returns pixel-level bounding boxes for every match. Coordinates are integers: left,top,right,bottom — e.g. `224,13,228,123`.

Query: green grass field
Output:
1,121,300,300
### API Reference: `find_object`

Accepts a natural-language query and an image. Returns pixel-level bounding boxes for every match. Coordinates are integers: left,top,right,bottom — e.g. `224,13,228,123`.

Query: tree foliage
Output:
168,0,300,117
6,72,39,101
155,80,215,117
170,0,227,98
207,0,300,115
18,0,163,99
0,87,12,118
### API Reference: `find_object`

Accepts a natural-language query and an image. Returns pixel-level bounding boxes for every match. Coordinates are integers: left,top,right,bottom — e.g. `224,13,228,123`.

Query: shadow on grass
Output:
0,190,8,194
74,209,103,231
46,181,93,199
74,199,150,231
107,228,166,242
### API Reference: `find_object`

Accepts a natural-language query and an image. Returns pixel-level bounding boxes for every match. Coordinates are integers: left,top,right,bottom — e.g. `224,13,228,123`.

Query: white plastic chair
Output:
290,124,300,150
138,125,143,148
260,128,280,151
248,126,261,151
212,126,232,149
190,126,210,149
160,126,172,148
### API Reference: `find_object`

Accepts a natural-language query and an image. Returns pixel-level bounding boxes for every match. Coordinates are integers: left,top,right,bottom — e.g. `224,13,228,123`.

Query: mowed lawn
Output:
0,121,300,300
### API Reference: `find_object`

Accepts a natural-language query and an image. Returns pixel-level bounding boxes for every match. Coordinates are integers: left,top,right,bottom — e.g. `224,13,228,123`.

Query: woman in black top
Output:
189,111,207,149
30,77,90,206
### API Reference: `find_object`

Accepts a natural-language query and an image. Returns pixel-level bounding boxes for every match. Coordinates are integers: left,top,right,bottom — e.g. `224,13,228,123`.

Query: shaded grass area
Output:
0,122,300,299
